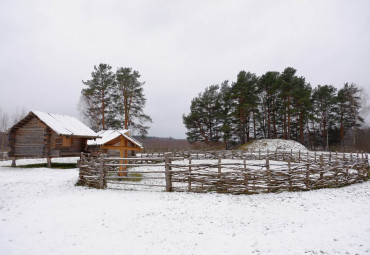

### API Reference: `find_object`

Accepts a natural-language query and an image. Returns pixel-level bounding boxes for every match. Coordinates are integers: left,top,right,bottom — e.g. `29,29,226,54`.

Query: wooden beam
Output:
119,136,125,176
101,145,142,151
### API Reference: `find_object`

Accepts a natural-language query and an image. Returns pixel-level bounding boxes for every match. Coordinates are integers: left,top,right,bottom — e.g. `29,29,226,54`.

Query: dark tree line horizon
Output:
183,67,368,150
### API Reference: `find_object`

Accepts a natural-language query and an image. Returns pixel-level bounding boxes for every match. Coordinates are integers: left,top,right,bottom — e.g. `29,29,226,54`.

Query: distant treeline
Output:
183,67,368,150
135,136,194,152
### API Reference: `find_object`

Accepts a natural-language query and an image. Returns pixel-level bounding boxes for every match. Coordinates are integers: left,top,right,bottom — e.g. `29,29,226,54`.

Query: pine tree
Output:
311,85,337,150
278,67,297,140
219,81,233,148
230,71,259,143
336,83,364,147
81,63,115,131
183,85,223,145
258,71,280,138
113,67,152,137
291,77,312,144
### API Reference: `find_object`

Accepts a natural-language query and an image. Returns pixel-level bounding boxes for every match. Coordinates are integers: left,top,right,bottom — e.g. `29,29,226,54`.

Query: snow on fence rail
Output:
139,149,368,163
77,151,369,194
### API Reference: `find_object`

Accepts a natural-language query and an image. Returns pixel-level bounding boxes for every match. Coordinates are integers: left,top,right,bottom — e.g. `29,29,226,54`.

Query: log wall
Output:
9,115,89,158
12,117,46,157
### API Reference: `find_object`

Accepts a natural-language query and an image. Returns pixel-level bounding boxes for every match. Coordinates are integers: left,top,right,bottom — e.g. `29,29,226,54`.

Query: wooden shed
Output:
8,111,98,166
87,129,143,156
87,130,143,176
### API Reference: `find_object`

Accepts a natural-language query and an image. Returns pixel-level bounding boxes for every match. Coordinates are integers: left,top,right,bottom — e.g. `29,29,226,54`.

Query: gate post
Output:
266,157,271,193
165,153,173,192
99,154,106,189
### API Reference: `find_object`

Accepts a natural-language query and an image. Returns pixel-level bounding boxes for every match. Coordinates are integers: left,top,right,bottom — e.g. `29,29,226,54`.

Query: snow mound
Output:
240,139,308,152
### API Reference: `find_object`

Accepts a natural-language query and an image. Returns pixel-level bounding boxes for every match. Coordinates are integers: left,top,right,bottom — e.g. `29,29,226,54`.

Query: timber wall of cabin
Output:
50,133,87,157
87,140,137,156
9,116,88,158
11,117,46,157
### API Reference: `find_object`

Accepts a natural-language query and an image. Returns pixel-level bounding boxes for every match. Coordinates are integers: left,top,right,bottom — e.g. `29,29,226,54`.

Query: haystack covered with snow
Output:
240,139,308,152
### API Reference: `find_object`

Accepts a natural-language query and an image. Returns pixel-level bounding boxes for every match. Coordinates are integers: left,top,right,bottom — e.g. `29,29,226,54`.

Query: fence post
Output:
259,149,261,160
188,157,192,192
306,163,310,190
275,149,277,160
218,156,222,176
307,151,309,162
298,150,301,163
266,157,271,192
165,153,173,192
319,154,324,180
218,157,222,191
99,154,106,189
244,158,248,193
288,159,292,191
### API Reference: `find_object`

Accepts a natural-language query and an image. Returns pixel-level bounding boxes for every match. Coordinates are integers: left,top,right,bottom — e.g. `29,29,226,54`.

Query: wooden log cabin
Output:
8,111,99,167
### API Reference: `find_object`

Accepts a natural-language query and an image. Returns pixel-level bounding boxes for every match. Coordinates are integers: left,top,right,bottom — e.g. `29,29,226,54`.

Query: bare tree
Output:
78,95,101,131
11,107,27,125
0,108,10,152
359,87,370,128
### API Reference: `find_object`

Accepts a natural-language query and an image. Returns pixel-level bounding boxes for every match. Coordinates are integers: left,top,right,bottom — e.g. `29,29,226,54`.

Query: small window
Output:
62,137,72,147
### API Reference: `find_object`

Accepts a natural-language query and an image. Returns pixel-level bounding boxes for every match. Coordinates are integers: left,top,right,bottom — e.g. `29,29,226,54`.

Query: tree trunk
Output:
101,90,106,130
287,96,291,140
299,113,304,144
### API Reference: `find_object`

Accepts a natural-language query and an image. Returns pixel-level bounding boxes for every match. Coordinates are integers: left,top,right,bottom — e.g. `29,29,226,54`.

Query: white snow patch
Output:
0,157,369,254
241,139,308,152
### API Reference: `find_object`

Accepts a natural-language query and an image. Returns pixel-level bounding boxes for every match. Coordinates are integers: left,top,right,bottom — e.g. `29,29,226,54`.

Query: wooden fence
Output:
77,151,369,194
77,153,182,190
139,149,368,164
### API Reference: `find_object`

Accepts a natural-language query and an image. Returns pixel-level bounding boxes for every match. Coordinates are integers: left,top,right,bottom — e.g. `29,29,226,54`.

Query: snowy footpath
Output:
0,158,369,255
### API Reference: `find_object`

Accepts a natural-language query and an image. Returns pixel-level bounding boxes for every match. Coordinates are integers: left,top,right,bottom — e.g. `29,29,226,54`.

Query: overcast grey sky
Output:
1,0,369,138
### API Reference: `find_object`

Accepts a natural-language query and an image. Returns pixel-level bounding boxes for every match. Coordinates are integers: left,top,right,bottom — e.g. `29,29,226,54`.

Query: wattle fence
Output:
77,150,369,194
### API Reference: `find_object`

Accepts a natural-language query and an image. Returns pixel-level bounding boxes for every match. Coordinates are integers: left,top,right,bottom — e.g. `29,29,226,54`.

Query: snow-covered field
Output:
1,157,370,255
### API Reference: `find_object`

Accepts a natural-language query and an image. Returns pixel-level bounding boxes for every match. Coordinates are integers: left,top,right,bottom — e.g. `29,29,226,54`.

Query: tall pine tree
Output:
113,67,152,137
81,63,115,131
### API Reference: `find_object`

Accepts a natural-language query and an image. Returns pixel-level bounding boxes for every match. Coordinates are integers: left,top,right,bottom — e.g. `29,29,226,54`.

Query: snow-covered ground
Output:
1,157,370,255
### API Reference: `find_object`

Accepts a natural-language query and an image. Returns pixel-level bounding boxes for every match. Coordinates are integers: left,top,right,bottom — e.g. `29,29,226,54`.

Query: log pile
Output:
77,153,108,189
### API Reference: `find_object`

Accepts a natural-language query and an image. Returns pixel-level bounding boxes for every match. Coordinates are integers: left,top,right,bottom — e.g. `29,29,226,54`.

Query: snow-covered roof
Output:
31,111,98,138
87,129,143,148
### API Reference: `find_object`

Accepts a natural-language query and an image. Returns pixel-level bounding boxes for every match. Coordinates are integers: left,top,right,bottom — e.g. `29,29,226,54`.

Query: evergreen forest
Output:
183,67,366,150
